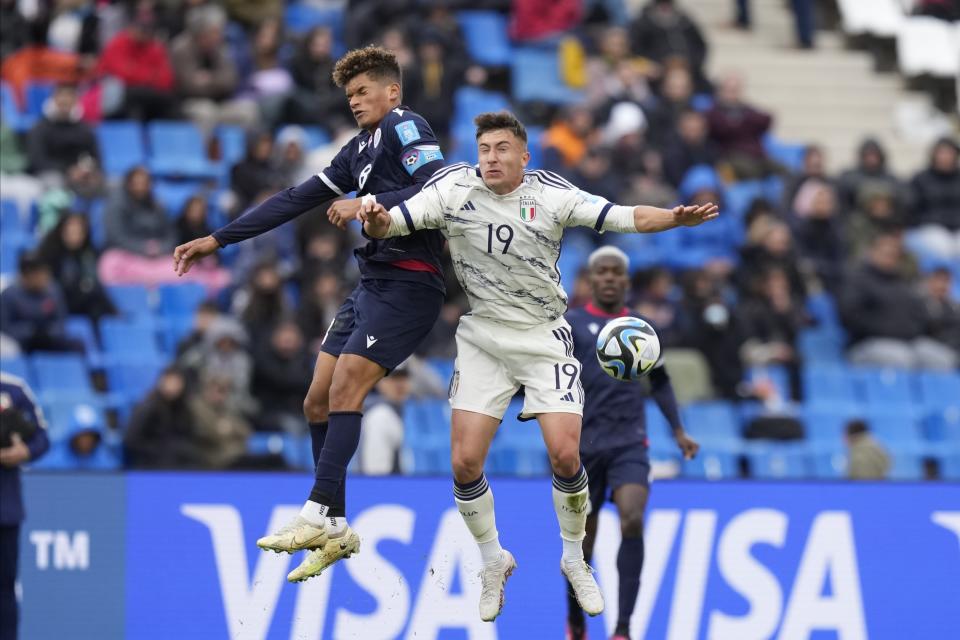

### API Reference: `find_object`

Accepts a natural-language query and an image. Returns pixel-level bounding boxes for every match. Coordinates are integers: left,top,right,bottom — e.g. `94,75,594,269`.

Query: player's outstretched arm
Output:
173,235,220,276
632,202,719,233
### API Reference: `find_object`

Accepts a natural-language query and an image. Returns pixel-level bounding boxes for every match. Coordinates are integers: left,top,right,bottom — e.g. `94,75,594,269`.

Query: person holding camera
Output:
0,372,50,640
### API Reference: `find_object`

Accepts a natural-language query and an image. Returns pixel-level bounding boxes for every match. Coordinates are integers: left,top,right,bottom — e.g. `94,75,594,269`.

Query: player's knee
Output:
620,512,645,538
302,392,329,423
549,446,581,478
451,450,485,484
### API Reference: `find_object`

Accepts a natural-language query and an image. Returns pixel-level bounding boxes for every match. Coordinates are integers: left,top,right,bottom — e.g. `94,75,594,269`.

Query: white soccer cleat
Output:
478,550,517,622
287,527,361,583
256,516,328,553
562,559,604,616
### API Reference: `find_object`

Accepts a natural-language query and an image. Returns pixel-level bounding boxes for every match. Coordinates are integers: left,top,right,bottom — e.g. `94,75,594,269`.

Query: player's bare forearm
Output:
632,202,719,233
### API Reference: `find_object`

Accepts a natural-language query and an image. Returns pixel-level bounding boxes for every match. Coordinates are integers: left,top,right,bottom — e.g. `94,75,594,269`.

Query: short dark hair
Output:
846,419,869,437
18,251,46,276
474,111,527,145
332,45,401,87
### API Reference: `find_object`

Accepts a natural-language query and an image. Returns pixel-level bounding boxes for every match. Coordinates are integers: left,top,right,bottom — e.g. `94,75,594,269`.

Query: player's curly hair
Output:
332,45,401,87
474,111,528,145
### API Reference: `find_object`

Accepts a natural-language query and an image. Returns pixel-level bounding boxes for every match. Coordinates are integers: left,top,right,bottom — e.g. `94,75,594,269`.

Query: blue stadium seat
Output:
803,362,859,408
107,285,153,318
158,283,208,317
806,441,847,479
99,317,162,357
283,2,344,35
917,371,960,412
216,125,246,166
887,447,925,481
763,135,807,173
426,358,455,387
746,365,791,401
161,314,195,355
805,292,841,329
147,120,216,177
300,126,330,150
0,232,32,278
939,449,960,480
923,407,960,443
452,87,511,139
247,433,309,469
24,82,53,119
802,404,860,445
864,407,924,447
1,81,31,131
644,401,675,444
65,315,102,368
457,11,511,66
511,46,584,105
88,199,106,249
1,199,22,235
526,126,544,169
0,356,31,384
105,358,165,406
745,442,809,479
30,353,95,401
854,367,918,409
797,327,845,363
723,180,765,221
682,401,741,446
96,121,146,178
681,450,738,479
154,180,202,217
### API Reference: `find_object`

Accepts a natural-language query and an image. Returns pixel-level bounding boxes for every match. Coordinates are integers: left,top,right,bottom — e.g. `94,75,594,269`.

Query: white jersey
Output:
385,163,634,327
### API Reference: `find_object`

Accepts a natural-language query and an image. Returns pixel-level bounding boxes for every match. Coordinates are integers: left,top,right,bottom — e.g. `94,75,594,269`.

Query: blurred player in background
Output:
563,246,698,640
361,111,717,622
0,372,50,640
173,45,446,582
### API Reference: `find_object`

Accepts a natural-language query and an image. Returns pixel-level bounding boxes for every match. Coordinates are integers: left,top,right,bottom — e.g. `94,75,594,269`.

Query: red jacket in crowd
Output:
97,30,174,92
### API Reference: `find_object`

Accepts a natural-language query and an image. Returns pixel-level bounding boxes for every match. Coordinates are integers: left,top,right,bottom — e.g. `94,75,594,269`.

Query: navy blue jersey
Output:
566,304,682,455
0,372,49,525
213,106,446,291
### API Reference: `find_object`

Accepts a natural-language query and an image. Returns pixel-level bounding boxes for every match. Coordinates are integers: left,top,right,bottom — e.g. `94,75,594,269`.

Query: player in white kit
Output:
360,111,718,623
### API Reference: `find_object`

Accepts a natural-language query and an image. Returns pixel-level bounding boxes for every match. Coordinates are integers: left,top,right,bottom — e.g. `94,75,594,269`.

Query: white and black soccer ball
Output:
595,316,661,381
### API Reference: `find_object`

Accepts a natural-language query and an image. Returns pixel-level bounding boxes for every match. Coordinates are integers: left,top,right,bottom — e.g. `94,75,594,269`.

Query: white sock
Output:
327,516,347,536
552,468,590,563
562,538,584,563
478,538,504,565
454,475,502,565
300,500,329,526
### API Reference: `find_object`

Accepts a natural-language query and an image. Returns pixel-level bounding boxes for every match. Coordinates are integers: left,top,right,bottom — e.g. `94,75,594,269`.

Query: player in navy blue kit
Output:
173,46,446,581
563,247,699,640
1,372,50,640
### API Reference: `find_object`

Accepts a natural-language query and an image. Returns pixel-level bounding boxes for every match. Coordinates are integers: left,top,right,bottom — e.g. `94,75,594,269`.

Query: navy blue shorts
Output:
320,279,444,371
582,443,650,510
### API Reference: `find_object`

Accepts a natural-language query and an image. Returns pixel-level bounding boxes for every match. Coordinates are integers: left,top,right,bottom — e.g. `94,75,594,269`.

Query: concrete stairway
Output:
656,0,937,175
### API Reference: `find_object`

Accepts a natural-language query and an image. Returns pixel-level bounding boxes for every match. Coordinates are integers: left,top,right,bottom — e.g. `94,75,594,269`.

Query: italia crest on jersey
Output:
519,196,537,222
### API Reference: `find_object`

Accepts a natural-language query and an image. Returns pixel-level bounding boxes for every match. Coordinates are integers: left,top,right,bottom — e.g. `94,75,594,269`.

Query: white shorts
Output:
449,314,584,420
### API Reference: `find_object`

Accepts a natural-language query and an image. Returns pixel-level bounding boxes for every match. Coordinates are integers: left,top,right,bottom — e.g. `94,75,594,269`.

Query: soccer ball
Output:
596,316,661,381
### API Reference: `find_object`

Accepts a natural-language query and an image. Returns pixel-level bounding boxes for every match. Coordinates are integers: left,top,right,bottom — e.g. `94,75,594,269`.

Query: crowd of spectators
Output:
0,0,958,472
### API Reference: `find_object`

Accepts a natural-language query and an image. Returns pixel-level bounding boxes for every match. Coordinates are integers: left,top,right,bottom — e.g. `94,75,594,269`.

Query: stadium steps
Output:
679,0,933,175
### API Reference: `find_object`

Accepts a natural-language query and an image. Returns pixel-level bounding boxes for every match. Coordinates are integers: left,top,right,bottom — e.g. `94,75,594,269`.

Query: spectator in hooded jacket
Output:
26,83,99,178
629,0,709,91
840,232,957,370
922,264,960,355
124,367,204,468
663,108,718,187
907,137,960,261
251,319,313,435
33,404,120,470
837,138,909,213
284,26,346,125
790,179,846,294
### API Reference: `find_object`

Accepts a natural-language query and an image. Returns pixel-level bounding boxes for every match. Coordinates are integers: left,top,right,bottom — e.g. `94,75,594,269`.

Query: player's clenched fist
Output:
327,198,363,230
672,202,719,227
173,235,220,276
359,200,392,238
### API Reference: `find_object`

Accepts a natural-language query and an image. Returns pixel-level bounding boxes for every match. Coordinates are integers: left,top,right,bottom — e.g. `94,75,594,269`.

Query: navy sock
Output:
308,421,327,466
309,421,346,518
616,535,645,632
309,412,362,507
